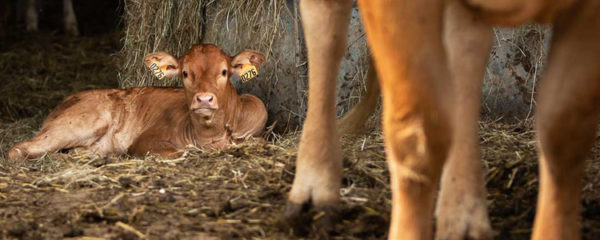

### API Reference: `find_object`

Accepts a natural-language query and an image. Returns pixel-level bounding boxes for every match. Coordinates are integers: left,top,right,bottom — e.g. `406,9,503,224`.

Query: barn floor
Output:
2,30,600,240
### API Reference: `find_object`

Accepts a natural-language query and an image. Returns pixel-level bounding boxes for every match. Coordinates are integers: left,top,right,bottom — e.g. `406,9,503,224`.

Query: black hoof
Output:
281,201,338,239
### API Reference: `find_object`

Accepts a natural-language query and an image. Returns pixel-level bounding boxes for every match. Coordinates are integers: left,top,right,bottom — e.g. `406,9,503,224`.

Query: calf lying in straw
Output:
8,44,267,160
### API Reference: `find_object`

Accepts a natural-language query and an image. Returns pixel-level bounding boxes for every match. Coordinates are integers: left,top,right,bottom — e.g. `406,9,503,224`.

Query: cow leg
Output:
285,0,352,235
434,2,494,240
532,1,600,240
337,60,380,134
358,0,452,239
62,0,79,36
25,0,37,32
8,113,109,160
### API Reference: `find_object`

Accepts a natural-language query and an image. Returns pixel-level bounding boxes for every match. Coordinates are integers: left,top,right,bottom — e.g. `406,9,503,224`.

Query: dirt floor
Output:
2,29,600,240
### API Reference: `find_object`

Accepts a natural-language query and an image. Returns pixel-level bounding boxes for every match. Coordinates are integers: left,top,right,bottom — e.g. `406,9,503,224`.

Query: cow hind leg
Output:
25,0,37,32
434,2,494,240
358,0,452,239
8,110,109,160
532,1,600,240
62,0,79,36
284,0,352,237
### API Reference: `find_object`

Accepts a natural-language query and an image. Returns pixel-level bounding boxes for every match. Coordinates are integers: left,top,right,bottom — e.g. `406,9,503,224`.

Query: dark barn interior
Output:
1,1,600,240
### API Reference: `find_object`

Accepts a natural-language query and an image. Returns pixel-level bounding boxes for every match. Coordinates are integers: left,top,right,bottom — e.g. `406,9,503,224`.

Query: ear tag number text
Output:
239,64,258,83
149,62,166,80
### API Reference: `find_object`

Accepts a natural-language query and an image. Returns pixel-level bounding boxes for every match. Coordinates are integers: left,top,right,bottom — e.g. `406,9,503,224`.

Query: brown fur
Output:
7,44,268,160
289,0,600,240
285,2,352,234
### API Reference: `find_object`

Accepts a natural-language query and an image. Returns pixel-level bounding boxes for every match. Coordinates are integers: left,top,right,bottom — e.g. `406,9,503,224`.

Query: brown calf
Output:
289,0,600,240
7,44,267,160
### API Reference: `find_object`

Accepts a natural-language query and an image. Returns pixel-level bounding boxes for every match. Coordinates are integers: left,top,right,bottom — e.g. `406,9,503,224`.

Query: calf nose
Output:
194,92,218,108
197,95,213,103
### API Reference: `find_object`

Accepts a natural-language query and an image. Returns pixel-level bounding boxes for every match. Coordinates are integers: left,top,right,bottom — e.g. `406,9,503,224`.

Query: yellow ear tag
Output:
148,61,167,80
239,64,258,83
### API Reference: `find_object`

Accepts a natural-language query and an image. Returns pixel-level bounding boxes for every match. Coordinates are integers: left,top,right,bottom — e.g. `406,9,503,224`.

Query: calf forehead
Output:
183,44,230,68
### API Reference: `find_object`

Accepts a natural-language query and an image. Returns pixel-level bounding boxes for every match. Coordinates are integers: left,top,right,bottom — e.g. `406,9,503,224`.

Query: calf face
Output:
144,45,265,127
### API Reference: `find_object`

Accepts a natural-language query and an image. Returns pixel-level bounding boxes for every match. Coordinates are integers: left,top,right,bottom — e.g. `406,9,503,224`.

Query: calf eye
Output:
221,69,227,76
182,71,188,78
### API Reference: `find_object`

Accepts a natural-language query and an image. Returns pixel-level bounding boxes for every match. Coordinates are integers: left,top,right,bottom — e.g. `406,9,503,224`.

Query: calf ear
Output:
231,50,265,76
143,52,180,79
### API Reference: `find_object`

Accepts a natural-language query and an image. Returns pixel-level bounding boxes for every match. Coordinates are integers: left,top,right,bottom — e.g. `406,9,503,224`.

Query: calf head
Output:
144,44,265,127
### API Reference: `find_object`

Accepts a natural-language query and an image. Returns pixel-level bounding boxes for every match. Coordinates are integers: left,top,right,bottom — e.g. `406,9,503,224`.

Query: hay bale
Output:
120,0,205,87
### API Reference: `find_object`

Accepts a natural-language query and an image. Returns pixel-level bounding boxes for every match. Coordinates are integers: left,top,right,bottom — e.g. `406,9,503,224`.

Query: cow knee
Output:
384,112,451,184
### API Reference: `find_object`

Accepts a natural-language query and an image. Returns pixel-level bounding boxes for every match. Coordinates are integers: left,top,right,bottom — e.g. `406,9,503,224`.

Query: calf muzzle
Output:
191,92,218,118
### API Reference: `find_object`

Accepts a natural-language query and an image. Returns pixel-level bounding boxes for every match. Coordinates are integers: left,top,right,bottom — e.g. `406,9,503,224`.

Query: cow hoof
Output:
65,24,79,36
65,27,79,36
7,147,27,161
26,24,38,33
282,202,337,239
435,195,494,240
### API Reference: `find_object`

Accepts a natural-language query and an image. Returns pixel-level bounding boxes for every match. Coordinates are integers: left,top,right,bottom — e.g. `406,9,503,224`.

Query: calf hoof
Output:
435,194,494,240
7,147,27,161
282,202,337,239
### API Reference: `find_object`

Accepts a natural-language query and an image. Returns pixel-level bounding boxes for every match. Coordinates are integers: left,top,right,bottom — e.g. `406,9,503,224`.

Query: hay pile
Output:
0,132,390,239
3,118,600,239
120,0,205,87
